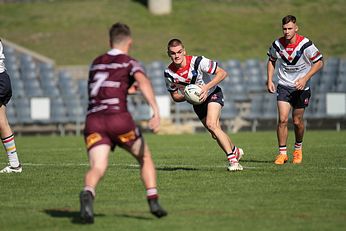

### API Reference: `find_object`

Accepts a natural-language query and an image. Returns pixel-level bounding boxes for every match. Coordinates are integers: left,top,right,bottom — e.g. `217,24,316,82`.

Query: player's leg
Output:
0,72,21,173
84,144,111,195
0,105,21,173
80,144,111,224
202,102,243,171
125,138,167,218
292,108,305,164
275,101,291,164
290,88,310,164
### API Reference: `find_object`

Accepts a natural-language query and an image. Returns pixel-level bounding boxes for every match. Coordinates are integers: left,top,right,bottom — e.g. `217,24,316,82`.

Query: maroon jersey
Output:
87,48,145,114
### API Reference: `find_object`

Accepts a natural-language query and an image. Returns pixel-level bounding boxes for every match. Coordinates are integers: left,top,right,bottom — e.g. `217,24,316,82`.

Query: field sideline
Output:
0,131,345,230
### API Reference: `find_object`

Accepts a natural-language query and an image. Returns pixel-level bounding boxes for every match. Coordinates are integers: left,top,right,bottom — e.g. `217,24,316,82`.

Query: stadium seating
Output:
2,41,345,133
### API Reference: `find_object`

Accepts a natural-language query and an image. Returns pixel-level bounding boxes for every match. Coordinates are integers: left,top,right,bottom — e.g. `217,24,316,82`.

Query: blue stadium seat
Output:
77,79,88,99
51,106,68,124
244,95,264,121
146,61,165,72
5,103,17,125
222,100,238,119
13,97,30,108
11,79,25,97
16,107,33,124
23,79,44,97
223,59,242,70
262,94,277,120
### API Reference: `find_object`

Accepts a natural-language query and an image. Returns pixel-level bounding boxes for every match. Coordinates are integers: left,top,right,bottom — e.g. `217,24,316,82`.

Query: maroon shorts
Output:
84,111,142,151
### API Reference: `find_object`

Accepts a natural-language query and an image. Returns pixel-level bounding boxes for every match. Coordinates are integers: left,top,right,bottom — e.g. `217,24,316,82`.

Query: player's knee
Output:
293,117,303,127
278,118,288,126
205,121,218,132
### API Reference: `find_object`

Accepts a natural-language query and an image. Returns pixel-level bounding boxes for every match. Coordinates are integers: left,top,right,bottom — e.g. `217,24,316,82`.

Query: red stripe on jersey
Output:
280,34,305,55
310,52,321,61
207,60,214,73
169,56,192,79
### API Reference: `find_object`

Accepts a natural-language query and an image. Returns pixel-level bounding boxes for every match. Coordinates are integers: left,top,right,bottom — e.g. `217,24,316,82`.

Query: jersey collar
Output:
107,48,124,56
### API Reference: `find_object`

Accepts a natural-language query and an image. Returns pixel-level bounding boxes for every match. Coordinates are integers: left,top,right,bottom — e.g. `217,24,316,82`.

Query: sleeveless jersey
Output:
267,34,322,88
87,48,145,114
164,55,218,96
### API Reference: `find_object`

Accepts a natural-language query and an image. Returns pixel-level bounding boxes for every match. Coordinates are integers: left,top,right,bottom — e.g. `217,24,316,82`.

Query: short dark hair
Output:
109,22,131,44
167,38,184,51
282,15,296,25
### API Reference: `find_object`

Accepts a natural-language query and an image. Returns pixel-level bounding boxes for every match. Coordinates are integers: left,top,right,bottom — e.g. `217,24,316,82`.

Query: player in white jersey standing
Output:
266,15,323,165
0,40,22,173
164,38,244,172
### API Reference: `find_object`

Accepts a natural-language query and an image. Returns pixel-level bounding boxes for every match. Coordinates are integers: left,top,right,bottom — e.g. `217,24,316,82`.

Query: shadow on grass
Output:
241,159,273,164
122,164,202,171
156,166,200,171
44,208,155,223
43,208,105,224
113,213,154,220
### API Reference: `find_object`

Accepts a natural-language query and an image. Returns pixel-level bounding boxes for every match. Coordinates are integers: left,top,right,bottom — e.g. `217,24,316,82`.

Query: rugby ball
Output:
184,84,202,105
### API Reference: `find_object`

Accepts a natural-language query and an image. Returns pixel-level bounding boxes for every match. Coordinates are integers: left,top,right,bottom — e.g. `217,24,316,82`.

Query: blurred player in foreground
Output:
0,39,22,174
80,22,167,224
164,38,244,172
266,15,323,165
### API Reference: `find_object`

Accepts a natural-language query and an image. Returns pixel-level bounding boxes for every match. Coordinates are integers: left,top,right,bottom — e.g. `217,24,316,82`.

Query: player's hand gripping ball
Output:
184,84,203,105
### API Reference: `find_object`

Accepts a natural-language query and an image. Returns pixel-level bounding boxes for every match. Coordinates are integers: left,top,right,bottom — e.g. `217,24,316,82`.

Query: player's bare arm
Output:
170,89,186,103
200,67,227,101
294,59,324,90
134,72,160,133
266,59,276,93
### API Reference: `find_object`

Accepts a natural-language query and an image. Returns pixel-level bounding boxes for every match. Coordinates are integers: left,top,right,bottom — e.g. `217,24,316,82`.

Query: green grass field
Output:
0,131,345,230
1,0,346,65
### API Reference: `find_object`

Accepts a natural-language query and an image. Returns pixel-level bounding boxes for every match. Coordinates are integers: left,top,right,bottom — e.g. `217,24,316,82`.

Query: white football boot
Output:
0,164,22,173
236,148,244,161
227,162,243,172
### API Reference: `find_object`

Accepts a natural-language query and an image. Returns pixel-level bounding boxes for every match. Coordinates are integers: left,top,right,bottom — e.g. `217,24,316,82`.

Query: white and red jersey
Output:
0,40,5,73
164,55,218,95
267,34,322,88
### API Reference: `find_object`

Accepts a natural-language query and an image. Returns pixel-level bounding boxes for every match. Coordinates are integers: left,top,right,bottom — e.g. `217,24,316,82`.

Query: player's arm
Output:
128,81,139,94
266,59,276,93
134,72,160,133
200,66,227,101
295,59,324,90
170,90,186,103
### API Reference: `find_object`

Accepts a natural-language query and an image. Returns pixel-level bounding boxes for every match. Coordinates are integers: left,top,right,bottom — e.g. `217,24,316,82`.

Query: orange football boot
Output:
292,149,303,164
274,154,288,165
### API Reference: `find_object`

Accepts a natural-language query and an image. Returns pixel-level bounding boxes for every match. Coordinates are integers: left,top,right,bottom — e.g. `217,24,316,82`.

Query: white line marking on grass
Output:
22,162,258,169
14,163,346,171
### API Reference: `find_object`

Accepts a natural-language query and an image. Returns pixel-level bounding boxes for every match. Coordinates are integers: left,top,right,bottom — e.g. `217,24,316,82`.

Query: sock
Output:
2,134,20,168
84,185,96,198
226,146,239,163
146,187,158,200
279,145,287,155
294,141,303,150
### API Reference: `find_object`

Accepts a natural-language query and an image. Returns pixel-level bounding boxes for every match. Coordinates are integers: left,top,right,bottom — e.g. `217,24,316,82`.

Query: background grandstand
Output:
0,0,345,135
0,1,345,231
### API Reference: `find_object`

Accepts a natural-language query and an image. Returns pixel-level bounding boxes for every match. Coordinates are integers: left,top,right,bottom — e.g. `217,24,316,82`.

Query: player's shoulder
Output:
271,37,283,47
296,34,311,44
166,62,177,73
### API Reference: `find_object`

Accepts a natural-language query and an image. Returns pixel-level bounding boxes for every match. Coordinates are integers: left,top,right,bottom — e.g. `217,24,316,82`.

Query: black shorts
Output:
277,84,311,109
0,71,12,106
193,86,224,120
